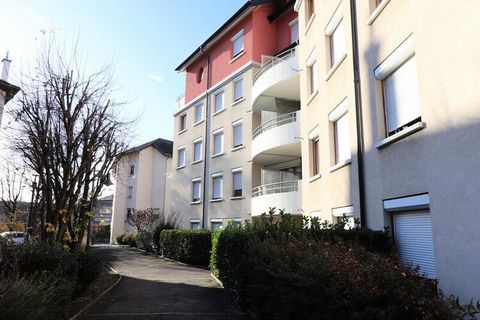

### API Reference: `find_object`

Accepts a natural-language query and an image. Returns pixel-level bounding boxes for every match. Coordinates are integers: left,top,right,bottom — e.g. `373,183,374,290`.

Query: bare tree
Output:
0,163,26,223
7,39,132,248
125,208,159,234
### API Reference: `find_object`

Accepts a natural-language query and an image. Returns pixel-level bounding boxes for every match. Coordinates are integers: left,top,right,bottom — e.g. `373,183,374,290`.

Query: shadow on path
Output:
83,246,250,320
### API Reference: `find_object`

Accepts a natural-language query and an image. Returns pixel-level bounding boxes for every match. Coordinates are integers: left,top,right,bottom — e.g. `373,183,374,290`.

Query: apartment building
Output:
0,53,20,126
110,138,173,242
170,0,300,230
295,0,480,301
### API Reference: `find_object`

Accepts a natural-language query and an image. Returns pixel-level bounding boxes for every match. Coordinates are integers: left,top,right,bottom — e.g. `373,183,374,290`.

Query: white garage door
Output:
393,210,436,278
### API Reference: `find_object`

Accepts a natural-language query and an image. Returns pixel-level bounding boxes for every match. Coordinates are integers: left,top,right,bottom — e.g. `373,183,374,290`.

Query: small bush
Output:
121,232,137,247
137,231,153,252
76,250,102,290
152,221,176,255
91,225,111,243
115,233,126,245
159,229,211,267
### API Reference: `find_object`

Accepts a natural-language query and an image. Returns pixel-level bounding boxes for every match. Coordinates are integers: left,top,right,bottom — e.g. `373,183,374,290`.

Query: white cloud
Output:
147,74,164,83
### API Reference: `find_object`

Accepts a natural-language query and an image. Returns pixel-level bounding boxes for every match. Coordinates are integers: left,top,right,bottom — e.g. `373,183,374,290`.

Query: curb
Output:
210,272,224,288
70,262,122,320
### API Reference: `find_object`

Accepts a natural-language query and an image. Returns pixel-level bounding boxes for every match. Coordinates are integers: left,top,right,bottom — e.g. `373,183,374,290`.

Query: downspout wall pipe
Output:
349,0,367,228
201,46,211,229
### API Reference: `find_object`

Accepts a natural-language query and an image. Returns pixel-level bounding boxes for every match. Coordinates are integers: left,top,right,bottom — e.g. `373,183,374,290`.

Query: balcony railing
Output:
253,47,296,85
176,93,185,110
251,180,299,198
252,111,298,139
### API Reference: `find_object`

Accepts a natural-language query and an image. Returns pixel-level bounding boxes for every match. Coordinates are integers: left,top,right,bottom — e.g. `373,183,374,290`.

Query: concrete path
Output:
83,246,250,320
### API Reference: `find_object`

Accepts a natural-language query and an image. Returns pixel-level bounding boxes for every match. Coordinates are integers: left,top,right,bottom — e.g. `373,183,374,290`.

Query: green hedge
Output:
211,215,452,319
159,229,211,267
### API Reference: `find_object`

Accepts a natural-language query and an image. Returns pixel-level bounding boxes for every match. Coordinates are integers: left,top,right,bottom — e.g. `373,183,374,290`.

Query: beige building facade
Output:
110,138,173,242
295,0,480,301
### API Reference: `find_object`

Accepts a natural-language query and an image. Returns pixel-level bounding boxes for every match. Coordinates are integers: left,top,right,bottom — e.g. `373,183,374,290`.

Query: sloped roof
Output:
123,138,173,157
0,79,20,103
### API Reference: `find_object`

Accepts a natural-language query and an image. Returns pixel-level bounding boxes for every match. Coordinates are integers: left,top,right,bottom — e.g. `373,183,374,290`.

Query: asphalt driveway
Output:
83,246,250,320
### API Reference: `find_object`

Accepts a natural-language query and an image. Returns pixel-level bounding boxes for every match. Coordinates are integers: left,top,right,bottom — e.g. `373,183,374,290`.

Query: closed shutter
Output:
192,181,201,202
384,56,421,134
234,79,243,101
331,20,345,66
214,92,224,113
335,112,350,163
233,124,242,147
212,176,223,199
194,141,202,161
394,210,436,278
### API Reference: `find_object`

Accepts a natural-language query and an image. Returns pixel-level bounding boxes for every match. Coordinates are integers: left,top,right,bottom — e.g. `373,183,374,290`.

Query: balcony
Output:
176,93,185,110
251,180,302,216
252,47,300,108
252,111,301,164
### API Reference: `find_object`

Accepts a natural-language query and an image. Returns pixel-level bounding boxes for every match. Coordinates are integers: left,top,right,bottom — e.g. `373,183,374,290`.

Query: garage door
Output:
393,210,436,278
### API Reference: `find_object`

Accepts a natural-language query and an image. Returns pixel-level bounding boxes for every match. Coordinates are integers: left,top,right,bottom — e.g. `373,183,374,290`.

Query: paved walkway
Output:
83,246,250,320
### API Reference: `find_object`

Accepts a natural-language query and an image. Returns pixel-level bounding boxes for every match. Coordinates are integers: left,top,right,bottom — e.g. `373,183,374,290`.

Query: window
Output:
329,100,351,165
306,0,315,22
212,130,224,156
179,114,186,132
212,174,223,200
332,206,355,229
289,18,299,44
214,91,224,113
177,147,185,168
306,49,318,96
190,220,201,230
193,139,202,162
233,78,243,101
194,104,203,123
374,35,420,137
231,29,244,58
311,138,320,176
329,20,346,67
232,120,243,148
126,208,132,219
129,165,135,175
211,220,223,230
232,169,242,197
127,186,133,198
196,67,204,83
192,179,201,202
383,194,436,279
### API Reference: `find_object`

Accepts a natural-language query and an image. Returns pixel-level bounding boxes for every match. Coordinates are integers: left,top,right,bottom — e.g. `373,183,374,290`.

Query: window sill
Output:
325,53,347,81
178,129,187,135
191,160,203,165
210,198,224,203
367,0,391,25
375,122,426,149
231,97,245,106
309,174,321,183
230,196,244,200
212,108,226,117
306,90,319,106
176,165,185,170
304,13,316,35
193,120,205,127
229,51,245,64
231,145,244,152
329,159,351,173
190,201,202,205
211,152,225,158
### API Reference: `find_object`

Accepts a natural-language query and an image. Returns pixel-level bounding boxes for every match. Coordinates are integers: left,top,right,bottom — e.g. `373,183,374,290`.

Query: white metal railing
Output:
253,47,296,85
176,93,185,109
251,180,300,198
252,111,298,139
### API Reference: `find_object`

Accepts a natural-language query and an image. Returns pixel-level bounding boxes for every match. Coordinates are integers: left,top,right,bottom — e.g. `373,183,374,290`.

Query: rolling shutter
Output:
393,210,436,278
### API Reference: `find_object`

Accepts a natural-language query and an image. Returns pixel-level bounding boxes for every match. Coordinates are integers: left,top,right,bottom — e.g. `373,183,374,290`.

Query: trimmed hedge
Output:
159,229,211,267
211,215,453,319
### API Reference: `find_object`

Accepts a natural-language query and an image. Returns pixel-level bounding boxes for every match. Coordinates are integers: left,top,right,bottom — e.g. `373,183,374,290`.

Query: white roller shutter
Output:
384,56,421,134
393,210,436,278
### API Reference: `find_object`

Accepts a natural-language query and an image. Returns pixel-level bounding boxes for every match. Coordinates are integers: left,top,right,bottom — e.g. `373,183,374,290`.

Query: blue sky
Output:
0,0,246,144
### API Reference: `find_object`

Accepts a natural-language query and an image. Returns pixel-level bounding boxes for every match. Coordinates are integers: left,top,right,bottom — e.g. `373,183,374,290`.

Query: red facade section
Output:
183,4,297,105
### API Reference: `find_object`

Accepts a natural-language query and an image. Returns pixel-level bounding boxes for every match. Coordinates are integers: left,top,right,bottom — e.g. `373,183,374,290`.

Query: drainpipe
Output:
201,46,211,229
349,0,367,228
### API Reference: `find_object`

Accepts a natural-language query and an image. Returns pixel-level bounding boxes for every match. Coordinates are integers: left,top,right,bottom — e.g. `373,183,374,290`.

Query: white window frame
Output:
129,164,135,175
289,18,299,44
211,218,223,230
231,29,244,58
328,98,351,168
212,128,224,156
191,178,202,203
179,114,187,132
332,206,355,229
127,186,133,198
193,138,203,163
306,47,318,100
194,103,204,124
231,167,243,198
232,119,243,149
190,219,201,230
211,173,223,201
233,78,244,102
213,91,225,114
308,125,320,180
325,5,346,74
177,146,186,168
